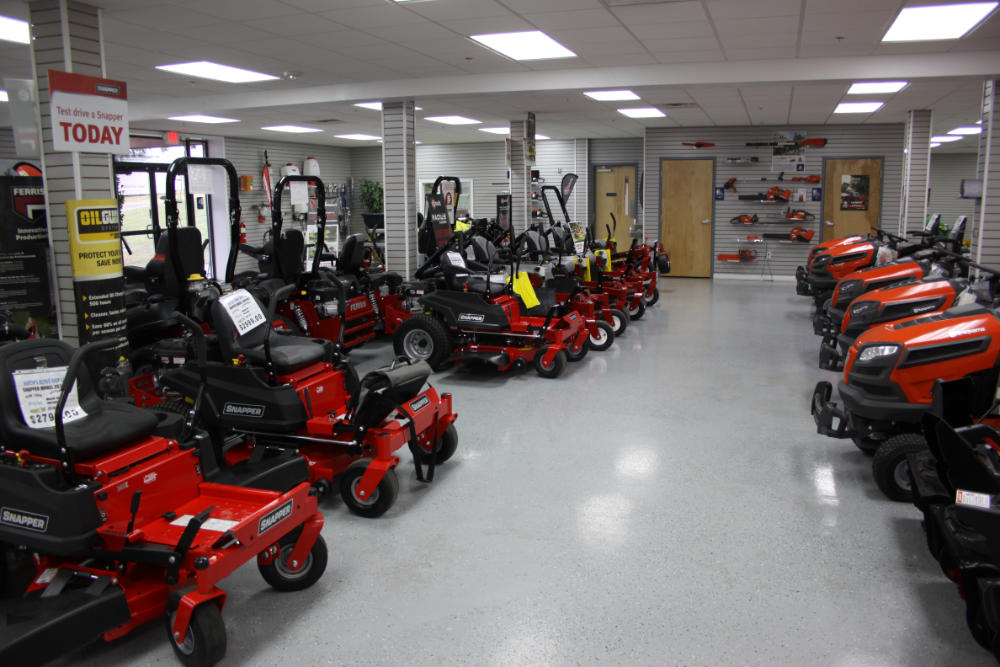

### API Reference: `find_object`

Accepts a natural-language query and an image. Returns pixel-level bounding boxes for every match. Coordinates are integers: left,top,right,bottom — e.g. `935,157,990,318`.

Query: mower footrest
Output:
811,381,853,438
450,349,510,367
0,578,130,665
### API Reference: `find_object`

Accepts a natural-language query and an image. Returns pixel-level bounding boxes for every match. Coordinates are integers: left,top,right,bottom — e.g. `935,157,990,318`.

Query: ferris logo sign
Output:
48,70,129,155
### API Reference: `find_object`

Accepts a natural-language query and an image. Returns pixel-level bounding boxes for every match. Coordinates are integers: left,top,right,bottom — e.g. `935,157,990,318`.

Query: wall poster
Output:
840,174,870,211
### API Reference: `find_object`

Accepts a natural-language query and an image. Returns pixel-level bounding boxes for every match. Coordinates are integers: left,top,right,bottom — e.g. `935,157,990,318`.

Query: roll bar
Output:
269,174,327,277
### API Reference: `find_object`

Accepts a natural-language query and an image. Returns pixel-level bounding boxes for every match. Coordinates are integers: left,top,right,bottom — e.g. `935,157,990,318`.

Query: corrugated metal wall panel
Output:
975,82,999,267
644,124,905,280
223,137,351,274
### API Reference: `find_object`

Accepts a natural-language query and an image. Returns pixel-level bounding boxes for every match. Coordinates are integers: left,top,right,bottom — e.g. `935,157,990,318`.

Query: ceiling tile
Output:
611,2,708,25
705,0,802,19
713,15,800,35
439,16,535,34
522,9,622,31
629,20,716,40
319,4,428,29
725,45,798,60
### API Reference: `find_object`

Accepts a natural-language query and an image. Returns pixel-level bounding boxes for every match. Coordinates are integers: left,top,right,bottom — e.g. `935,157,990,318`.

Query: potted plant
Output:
360,179,384,230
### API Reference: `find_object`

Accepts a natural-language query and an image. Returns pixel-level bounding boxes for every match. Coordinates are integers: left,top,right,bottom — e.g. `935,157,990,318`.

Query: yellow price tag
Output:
510,271,540,309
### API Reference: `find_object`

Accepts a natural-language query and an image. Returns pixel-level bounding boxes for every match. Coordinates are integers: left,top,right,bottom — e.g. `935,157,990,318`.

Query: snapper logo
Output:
1,506,49,533
258,500,292,535
223,402,265,418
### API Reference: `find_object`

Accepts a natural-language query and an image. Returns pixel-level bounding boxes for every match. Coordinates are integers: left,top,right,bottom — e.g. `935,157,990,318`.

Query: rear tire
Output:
166,602,227,667
258,530,328,592
534,347,567,379
339,458,399,518
872,433,927,502
610,309,628,336
393,315,451,370
588,320,614,351
628,298,645,321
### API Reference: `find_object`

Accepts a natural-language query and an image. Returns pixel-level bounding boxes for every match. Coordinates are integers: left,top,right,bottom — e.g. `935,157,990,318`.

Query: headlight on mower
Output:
857,343,900,363
837,279,863,300
849,300,879,321
812,254,832,268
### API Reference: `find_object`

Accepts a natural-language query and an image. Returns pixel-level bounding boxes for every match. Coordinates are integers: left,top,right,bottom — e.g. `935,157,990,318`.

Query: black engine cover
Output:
420,291,510,330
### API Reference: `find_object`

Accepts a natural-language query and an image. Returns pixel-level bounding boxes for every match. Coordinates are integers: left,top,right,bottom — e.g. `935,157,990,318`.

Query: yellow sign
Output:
66,199,122,278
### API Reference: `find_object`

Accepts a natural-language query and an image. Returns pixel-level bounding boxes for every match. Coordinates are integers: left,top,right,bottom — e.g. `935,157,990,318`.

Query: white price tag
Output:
170,514,239,533
446,251,467,268
219,289,267,335
13,366,87,430
956,489,992,509
290,181,308,208
187,164,216,195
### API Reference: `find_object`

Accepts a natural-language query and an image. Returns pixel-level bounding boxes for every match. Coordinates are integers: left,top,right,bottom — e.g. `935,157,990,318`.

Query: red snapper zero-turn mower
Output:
388,233,589,379
811,296,1000,501
156,288,458,518
234,174,379,349
0,338,326,666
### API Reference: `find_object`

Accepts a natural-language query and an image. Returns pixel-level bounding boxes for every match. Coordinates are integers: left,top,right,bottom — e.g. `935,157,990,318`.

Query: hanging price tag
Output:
219,289,266,335
290,181,308,208
187,164,215,195
13,366,87,429
956,489,992,509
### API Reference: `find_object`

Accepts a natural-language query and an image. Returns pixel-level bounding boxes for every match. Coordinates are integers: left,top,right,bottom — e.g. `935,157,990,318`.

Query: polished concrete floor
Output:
65,278,991,666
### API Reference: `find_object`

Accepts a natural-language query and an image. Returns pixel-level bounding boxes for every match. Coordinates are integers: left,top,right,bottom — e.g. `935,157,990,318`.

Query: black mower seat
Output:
0,340,158,461
211,290,327,375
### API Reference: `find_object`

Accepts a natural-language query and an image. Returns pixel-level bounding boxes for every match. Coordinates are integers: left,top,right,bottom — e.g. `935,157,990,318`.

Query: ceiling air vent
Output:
661,103,699,109
308,118,343,125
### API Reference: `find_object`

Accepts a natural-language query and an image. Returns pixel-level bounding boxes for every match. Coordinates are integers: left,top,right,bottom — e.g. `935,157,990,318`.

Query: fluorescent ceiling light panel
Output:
355,102,422,111
261,125,322,133
882,2,998,41
425,115,481,125
847,81,908,94
931,135,963,142
0,90,7,103
335,133,381,141
834,101,883,113
156,61,278,83
479,127,510,135
0,16,30,44
168,114,239,124
930,142,942,147
536,134,550,140
617,107,665,118
469,30,576,61
584,90,640,101
948,126,982,135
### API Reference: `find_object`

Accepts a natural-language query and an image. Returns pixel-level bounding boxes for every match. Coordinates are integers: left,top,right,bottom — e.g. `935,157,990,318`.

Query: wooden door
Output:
593,165,636,246
659,159,714,277
823,158,883,241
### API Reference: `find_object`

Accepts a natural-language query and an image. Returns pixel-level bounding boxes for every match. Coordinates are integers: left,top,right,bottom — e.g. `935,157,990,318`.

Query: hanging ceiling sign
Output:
48,70,129,155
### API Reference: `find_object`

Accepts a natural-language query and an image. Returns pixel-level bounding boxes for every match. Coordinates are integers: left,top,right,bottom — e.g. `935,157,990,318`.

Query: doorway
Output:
822,157,884,241
592,164,637,245
659,158,714,277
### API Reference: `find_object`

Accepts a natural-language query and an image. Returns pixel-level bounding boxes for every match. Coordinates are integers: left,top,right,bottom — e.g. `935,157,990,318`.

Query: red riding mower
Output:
795,234,866,296
232,174,379,350
812,216,967,336
0,337,326,666
388,232,589,379
596,214,661,311
811,285,1000,501
156,288,457,518
818,250,995,372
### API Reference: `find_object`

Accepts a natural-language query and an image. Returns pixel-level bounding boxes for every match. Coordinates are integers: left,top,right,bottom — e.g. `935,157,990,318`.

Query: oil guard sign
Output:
66,199,127,345
48,70,128,155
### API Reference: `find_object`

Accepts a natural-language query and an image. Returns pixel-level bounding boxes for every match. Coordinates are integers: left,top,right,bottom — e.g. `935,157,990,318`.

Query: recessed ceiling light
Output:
948,126,982,135
156,61,278,83
425,115,481,125
0,16,30,44
847,81,908,94
618,107,665,118
479,127,510,135
355,101,422,111
0,90,7,103
262,125,322,133
469,30,576,61
336,133,381,141
930,142,942,148
834,101,884,114
584,90,640,101
882,2,998,41
168,114,239,124
931,135,963,142
536,134,550,140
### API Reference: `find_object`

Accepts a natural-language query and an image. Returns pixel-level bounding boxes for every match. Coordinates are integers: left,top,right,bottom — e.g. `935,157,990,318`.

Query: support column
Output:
899,109,933,235
975,81,1000,265
509,120,528,234
30,0,114,346
381,100,418,277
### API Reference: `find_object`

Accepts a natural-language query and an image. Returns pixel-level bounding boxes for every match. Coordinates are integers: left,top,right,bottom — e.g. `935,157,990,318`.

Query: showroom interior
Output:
1,0,1000,665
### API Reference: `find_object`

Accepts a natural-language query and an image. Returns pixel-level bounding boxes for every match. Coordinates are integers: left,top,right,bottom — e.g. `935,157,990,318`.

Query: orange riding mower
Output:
0,337,326,666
